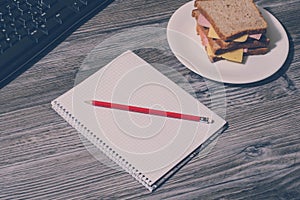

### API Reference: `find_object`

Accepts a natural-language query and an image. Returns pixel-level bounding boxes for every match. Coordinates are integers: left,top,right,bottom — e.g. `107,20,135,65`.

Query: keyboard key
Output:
11,0,21,7
3,13,12,22
16,26,28,38
19,11,33,22
17,3,30,14
54,7,74,24
17,16,26,26
0,21,6,29
6,4,18,12
26,0,38,7
41,0,57,8
0,1,9,6
29,29,46,43
0,40,10,53
38,17,59,35
6,22,17,33
12,31,22,40
38,23,47,34
0,32,5,40
70,1,86,12
7,32,19,45
9,8,21,21
25,23,36,34
42,2,65,18
31,4,43,15
79,0,88,6
1,27,7,36
0,6,9,15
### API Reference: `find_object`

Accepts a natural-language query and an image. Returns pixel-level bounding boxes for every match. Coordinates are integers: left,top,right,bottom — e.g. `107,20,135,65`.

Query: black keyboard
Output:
0,0,113,88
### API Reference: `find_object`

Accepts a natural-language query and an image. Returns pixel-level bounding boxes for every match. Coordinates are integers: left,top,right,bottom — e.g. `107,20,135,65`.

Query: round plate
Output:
167,1,289,84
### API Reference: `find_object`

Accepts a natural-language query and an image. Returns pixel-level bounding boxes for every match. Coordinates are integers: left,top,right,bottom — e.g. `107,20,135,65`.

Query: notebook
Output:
51,50,227,191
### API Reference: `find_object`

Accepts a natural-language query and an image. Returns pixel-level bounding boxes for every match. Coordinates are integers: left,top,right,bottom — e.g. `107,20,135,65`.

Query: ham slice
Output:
249,34,262,40
197,13,211,28
197,26,209,46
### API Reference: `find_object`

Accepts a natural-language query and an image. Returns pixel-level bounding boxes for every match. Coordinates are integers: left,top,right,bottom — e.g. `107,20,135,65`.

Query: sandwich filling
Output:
192,0,269,63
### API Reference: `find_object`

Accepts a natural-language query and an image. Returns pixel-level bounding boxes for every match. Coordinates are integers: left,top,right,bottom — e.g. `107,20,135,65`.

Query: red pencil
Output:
85,100,213,123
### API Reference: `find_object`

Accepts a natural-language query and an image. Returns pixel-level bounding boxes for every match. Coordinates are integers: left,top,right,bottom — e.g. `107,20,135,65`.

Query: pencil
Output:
85,100,213,123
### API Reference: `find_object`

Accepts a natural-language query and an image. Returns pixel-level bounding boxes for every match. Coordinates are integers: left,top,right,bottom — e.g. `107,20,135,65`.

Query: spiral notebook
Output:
51,50,227,191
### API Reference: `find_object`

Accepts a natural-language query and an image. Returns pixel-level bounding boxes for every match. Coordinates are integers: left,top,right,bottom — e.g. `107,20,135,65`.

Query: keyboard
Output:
0,0,113,88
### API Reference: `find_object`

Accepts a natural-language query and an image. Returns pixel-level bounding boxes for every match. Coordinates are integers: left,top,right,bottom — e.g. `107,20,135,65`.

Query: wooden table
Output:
1,0,299,199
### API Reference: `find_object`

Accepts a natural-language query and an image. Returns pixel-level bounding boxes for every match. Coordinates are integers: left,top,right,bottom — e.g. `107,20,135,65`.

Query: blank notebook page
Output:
51,50,227,191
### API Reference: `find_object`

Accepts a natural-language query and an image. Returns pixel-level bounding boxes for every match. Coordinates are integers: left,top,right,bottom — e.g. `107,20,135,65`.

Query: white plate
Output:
167,1,289,84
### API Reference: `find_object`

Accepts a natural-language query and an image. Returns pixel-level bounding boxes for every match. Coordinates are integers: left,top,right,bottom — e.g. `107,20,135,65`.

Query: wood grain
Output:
0,0,300,199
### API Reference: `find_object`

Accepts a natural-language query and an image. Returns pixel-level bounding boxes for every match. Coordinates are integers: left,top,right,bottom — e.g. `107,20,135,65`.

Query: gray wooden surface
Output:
1,0,300,199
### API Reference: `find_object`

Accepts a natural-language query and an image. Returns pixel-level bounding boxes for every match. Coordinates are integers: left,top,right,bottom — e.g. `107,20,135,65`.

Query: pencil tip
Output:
84,100,93,105
208,119,214,124
200,117,214,124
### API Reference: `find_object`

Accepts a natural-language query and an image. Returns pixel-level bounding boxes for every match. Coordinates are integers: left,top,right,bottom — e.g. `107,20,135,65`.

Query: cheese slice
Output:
206,44,244,63
220,48,244,62
231,35,248,42
208,26,248,42
206,43,215,57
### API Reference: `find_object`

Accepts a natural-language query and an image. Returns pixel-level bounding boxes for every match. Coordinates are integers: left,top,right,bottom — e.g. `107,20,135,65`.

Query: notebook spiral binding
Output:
51,100,156,192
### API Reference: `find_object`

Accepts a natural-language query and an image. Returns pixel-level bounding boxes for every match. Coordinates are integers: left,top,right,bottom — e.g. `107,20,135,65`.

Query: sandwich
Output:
192,0,270,63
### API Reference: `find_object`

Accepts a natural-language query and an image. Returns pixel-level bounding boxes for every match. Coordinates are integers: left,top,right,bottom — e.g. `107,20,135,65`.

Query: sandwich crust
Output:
195,0,267,41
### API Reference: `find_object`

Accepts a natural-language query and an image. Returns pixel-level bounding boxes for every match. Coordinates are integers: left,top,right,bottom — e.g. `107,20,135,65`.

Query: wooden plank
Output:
0,0,299,199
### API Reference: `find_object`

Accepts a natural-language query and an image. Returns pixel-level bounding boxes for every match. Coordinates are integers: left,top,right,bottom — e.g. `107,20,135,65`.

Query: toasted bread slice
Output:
195,0,267,41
